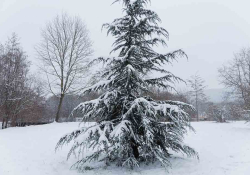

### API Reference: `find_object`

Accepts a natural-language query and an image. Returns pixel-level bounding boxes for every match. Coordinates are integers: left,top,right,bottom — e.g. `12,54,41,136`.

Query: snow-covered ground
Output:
0,121,250,175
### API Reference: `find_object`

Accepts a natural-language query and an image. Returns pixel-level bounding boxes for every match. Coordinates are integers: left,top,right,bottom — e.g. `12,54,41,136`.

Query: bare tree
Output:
219,48,250,110
0,34,31,129
207,103,227,123
16,75,50,125
36,13,93,122
187,73,207,121
224,101,244,121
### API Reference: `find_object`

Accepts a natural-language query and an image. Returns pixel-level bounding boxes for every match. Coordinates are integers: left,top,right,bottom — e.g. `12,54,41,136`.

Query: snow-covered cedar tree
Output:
56,0,198,171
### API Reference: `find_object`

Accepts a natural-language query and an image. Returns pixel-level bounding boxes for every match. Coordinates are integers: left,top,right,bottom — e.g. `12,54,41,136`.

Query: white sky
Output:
1,0,250,89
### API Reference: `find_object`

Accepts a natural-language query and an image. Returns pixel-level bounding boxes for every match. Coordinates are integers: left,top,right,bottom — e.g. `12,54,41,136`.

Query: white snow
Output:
0,121,250,175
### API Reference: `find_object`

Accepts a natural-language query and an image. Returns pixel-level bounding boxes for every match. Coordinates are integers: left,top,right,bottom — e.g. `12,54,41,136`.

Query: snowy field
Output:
0,122,250,175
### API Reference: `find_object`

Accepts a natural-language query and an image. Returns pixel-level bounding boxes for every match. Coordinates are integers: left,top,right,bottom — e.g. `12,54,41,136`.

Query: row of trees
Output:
0,12,215,129
1,35,248,129
1,7,249,130
0,36,243,128
0,34,47,129
0,14,93,129
195,47,250,122
185,73,245,122
0,35,208,128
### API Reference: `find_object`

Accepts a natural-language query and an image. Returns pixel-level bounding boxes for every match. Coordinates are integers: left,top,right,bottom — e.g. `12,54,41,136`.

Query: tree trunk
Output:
131,139,139,159
196,93,199,122
132,145,139,159
2,118,5,129
11,115,17,127
55,94,64,122
4,118,8,129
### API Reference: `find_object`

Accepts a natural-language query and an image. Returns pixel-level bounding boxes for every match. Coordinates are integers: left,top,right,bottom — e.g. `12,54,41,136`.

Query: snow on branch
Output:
144,74,184,89
110,120,135,140
162,100,195,111
71,91,120,121
81,79,114,94
56,127,85,151
122,97,190,123
149,49,187,66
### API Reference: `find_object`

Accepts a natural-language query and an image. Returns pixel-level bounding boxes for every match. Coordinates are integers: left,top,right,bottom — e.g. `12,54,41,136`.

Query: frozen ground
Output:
0,121,250,175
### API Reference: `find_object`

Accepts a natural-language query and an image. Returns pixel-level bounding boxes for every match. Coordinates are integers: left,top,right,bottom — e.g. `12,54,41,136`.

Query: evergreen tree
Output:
56,0,198,170
187,73,207,121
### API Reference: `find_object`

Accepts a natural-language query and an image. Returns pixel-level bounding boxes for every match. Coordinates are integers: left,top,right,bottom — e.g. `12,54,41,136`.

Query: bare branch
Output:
36,13,93,122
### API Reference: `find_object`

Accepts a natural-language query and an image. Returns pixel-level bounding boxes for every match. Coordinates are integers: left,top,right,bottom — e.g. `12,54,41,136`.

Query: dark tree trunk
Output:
131,139,139,159
4,118,8,129
2,118,5,129
55,94,64,122
132,145,139,159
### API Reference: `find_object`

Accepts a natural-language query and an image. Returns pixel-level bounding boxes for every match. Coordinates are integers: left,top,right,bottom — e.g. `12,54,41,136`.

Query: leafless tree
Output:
187,73,207,121
0,34,31,129
206,103,227,123
224,101,244,121
36,13,93,122
16,75,50,125
219,48,250,110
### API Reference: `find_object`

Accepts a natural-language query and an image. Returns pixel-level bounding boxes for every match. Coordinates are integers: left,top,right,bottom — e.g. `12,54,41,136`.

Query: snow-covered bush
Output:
56,0,198,171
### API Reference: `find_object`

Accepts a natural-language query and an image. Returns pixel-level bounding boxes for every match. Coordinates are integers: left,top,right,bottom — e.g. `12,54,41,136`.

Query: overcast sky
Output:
1,0,250,89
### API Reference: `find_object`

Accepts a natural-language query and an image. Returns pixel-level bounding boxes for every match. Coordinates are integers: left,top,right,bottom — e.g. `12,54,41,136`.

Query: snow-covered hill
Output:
0,122,250,175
